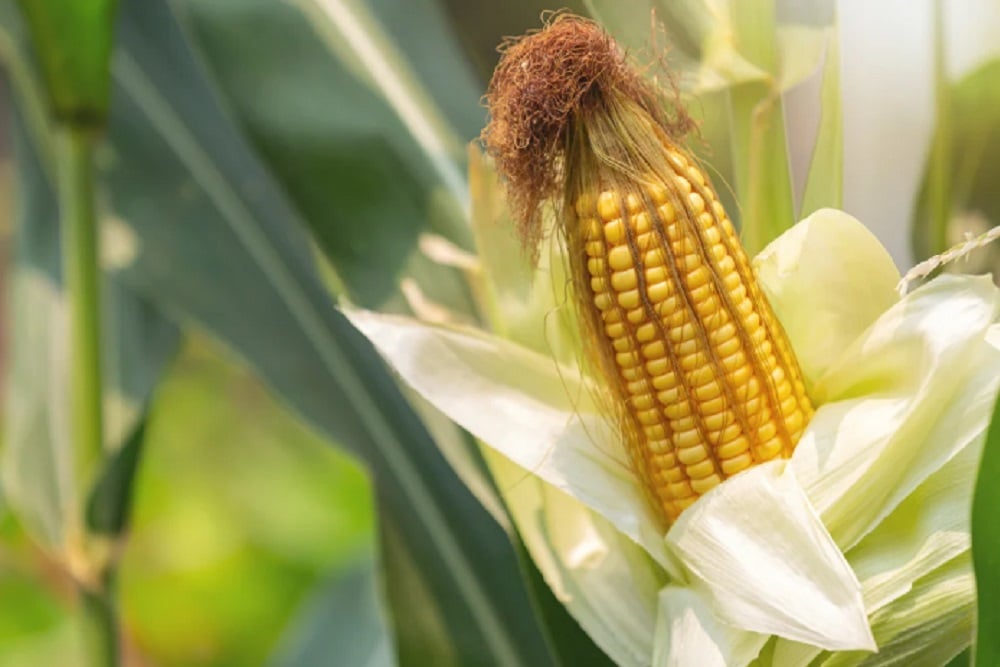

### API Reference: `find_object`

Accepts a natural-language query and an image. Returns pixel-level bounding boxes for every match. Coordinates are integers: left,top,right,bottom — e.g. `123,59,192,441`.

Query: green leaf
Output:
972,389,1000,666
14,0,119,126
2,91,179,550
176,0,478,310
269,558,394,667
4,0,562,663
85,414,146,537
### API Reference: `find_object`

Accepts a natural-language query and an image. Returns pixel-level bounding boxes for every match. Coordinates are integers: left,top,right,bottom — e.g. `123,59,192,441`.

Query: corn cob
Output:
571,148,813,523
483,14,814,526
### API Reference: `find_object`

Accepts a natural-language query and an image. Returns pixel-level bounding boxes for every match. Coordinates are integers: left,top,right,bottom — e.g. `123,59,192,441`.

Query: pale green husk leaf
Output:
666,460,873,651
487,450,662,667
348,208,1000,665
654,586,768,667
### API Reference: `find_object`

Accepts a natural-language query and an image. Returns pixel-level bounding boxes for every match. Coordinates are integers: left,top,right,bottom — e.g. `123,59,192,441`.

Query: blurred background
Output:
0,0,999,665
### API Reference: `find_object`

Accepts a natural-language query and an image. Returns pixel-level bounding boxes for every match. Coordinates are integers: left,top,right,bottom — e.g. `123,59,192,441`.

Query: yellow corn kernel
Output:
635,322,657,342
575,151,814,527
608,245,633,271
690,475,721,495
612,269,638,291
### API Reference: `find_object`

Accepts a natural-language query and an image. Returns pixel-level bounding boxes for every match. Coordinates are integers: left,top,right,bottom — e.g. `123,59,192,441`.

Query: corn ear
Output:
570,146,814,524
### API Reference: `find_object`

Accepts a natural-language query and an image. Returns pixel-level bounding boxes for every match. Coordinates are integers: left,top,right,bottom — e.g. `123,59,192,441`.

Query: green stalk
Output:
58,127,103,487
923,0,951,259
57,126,117,666
81,572,118,667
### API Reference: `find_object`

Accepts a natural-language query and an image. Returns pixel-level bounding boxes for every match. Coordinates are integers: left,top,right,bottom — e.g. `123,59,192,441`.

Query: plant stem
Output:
81,573,119,667
57,126,117,665
57,127,104,491
926,0,951,259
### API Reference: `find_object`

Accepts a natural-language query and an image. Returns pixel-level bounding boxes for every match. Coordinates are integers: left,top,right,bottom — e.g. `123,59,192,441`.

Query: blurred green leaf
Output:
800,28,842,217
269,558,394,667
85,415,146,537
1,91,179,550
14,0,118,125
914,58,1000,266
972,392,1000,666
120,339,375,666
1,0,564,663
438,0,588,85
177,0,477,310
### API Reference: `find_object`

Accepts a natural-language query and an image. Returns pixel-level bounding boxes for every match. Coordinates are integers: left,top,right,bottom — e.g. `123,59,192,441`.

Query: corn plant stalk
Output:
923,0,952,260
81,572,118,667
56,126,117,667
58,128,103,493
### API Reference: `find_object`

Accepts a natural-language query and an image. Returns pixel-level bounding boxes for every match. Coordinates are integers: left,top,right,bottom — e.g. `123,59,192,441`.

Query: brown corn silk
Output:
482,15,813,526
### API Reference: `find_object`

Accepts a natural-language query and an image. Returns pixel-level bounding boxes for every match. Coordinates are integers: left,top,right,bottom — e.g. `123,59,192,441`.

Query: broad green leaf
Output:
176,0,477,310
972,387,1000,666
269,558,394,667
13,0,118,125
4,0,562,663
2,92,179,550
